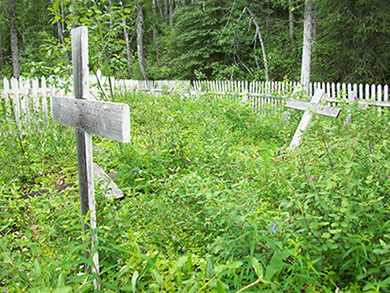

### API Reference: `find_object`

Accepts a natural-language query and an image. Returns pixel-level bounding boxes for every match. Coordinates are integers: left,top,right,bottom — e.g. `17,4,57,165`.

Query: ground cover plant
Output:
0,91,389,292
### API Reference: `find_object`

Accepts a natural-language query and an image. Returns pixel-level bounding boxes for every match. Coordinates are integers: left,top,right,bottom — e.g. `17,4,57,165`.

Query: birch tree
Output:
300,0,314,92
288,0,295,41
169,0,174,26
137,0,148,79
243,6,270,81
9,0,19,78
120,2,132,74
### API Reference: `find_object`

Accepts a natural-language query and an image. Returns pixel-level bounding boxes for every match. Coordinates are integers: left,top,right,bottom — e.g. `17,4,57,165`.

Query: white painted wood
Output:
353,84,358,100
288,88,328,149
342,83,346,99
10,77,20,128
41,76,48,121
377,84,382,113
347,83,351,102
359,84,363,100
19,78,30,125
52,97,130,143
31,78,40,115
344,88,358,125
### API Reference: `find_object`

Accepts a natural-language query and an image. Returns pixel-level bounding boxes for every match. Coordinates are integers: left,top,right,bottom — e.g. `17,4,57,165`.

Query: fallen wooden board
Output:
93,163,124,199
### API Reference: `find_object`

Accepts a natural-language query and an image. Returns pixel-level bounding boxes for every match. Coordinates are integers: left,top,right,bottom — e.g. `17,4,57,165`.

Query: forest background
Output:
1,0,390,84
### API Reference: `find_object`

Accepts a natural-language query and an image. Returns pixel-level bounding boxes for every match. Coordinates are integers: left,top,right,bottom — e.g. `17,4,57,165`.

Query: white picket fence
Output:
1,74,389,128
192,80,390,111
1,76,73,129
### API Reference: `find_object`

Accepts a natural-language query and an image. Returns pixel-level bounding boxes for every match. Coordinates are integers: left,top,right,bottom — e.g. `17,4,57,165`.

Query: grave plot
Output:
1,42,389,293
50,27,130,286
285,88,341,148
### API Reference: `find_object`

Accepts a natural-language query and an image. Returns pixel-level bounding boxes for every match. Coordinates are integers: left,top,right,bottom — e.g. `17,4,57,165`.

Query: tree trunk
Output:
152,0,160,59
0,25,4,69
244,7,270,81
121,3,132,74
9,0,20,78
164,0,168,25
137,1,148,80
288,0,295,41
57,4,69,63
157,0,164,19
300,0,314,92
169,0,174,26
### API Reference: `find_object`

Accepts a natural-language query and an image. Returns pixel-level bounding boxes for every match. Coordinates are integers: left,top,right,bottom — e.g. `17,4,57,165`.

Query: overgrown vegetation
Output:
0,92,389,291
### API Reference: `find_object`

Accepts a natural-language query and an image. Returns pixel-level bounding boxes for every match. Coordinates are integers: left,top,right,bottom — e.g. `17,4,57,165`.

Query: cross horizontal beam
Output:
51,97,130,143
286,99,341,118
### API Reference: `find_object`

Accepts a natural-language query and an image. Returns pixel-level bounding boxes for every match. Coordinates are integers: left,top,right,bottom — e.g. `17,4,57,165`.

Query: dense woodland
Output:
1,0,390,84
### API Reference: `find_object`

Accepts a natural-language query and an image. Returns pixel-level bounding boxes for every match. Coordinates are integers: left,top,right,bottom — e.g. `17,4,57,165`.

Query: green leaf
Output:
34,259,41,278
252,257,263,278
216,279,226,293
206,257,213,278
53,286,73,293
227,261,243,270
176,256,188,269
152,270,163,284
57,272,65,288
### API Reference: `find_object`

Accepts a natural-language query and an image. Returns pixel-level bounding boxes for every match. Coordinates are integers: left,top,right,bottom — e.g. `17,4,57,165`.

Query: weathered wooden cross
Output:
286,88,341,148
51,27,130,277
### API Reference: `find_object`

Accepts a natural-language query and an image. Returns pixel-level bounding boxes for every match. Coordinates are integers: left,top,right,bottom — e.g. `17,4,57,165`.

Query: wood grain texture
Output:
71,26,99,278
286,99,341,118
289,88,324,149
51,96,130,143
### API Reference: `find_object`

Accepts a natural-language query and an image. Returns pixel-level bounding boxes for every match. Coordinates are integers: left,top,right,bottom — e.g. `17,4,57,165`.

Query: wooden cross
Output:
286,88,341,148
51,27,130,279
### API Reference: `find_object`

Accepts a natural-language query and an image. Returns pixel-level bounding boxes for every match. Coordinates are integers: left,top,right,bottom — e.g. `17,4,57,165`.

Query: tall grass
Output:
0,92,389,291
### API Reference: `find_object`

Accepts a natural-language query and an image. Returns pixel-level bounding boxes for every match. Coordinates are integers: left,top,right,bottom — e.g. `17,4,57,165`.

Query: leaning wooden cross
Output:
51,27,130,278
286,88,341,148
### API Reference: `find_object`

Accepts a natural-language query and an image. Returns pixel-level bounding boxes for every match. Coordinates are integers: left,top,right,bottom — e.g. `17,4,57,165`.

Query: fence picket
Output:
377,84,382,113
41,76,48,121
31,78,39,115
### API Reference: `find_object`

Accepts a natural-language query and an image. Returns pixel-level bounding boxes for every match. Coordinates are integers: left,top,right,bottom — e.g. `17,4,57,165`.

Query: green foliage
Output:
313,0,390,83
1,0,390,82
1,92,389,291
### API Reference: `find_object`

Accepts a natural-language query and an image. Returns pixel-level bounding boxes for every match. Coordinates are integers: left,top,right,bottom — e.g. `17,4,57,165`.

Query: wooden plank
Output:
41,76,48,122
344,88,358,125
289,89,325,149
286,99,341,118
71,26,99,278
52,97,130,143
93,163,124,199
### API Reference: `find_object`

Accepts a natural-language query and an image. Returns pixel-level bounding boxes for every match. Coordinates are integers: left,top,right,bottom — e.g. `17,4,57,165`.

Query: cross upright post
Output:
72,26,99,275
51,26,130,285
